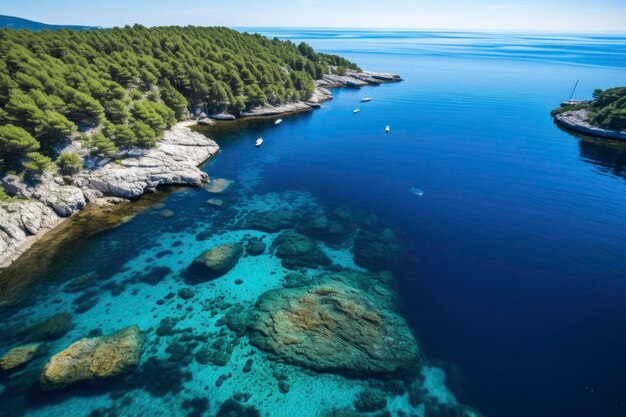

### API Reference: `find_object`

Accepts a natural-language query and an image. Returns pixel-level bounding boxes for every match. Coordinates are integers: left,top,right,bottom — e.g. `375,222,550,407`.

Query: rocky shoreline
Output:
0,122,219,267
0,70,401,268
554,109,626,141
203,69,401,120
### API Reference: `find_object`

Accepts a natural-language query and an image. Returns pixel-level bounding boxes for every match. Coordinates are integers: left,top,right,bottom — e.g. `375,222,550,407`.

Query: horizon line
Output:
4,14,626,36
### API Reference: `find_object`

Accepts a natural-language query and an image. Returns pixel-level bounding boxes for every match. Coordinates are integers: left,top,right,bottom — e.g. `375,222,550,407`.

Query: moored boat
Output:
385,125,390,133
353,109,360,114
361,97,372,102
274,119,283,126
255,137,263,147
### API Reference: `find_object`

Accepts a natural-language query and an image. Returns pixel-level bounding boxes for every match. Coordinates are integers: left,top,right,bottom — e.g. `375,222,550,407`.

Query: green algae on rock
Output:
18,312,73,343
352,227,402,272
244,237,266,256
296,212,352,245
186,242,243,281
243,209,299,232
242,270,420,376
354,388,388,412
0,343,41,371
272,231,332,270
40,325,145,390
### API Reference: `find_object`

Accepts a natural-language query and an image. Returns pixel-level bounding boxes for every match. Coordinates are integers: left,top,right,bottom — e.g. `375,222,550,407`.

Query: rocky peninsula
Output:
553,87,626,141
553,108,626,140
0,70,400,269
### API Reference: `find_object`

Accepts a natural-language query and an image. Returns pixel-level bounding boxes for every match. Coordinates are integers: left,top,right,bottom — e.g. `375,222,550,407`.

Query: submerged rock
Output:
141,356,192,397
244,210,298,232
159,209,174,218
135,266,172,285
40,325,145,390
245,271,419,376
62,271,98,293
326,407,361,417
178,287,195,300
424,402,484,417
353,228,401,272
195,337,235,366
207,198,224,207
272,231,331,270
245,237,266,256
186,243,243,281
216,399,260,417
354,389,387,412
19,312,73,342
0,343,41,371
204,178,233,194
296,213,351,244
282,272,309,288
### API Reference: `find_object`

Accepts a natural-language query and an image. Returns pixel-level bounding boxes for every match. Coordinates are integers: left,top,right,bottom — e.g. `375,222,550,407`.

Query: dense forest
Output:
588,87,626,131
0,25,359,181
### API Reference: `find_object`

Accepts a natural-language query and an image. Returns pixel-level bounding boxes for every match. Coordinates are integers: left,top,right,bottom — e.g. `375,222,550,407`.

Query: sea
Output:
1,29,626,417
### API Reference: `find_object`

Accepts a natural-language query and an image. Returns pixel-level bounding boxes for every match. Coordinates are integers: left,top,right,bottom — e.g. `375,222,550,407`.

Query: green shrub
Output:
23,151,53,178
86,132,119,158
56,152,83,175
0,124,40,167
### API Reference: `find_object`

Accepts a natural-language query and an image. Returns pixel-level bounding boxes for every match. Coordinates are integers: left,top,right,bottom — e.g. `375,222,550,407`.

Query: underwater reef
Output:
0,189,481,417
233,270,420,376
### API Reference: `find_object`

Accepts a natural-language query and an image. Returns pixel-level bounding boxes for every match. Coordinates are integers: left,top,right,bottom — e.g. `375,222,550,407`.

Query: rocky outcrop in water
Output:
272,231,332,270
0,123,219,268
186,242,243,281
244,209,298,232
18,312,73,343
0,343,41,371
245,237,266,256
554,109,626,140
241,270,420,376
353,227,402,272
354,388,388,412
317,70,402,89
40,325,145,390
296,212,351,244
204,178,233,194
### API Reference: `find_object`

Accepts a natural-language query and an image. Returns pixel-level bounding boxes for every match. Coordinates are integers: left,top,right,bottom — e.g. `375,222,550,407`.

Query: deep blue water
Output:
2,30,626,417
241,29,626,416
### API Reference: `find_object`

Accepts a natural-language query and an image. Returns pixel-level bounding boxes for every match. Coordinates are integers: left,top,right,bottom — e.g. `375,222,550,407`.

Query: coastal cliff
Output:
0,123,219,267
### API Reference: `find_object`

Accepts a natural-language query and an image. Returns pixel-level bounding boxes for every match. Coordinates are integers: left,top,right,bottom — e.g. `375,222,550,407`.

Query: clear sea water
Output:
1,30,626,417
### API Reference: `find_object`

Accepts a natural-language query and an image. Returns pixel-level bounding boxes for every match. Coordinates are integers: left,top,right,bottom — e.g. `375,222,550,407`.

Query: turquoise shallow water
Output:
2,30,626,417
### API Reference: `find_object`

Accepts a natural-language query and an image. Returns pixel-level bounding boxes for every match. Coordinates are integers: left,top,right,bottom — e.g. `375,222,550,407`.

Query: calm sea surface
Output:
1,30,626,417
244,29,626,417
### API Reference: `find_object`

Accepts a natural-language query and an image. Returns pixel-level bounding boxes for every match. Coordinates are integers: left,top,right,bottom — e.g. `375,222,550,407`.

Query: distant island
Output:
552,87,626,140
0,15,101,31
0,23,400,267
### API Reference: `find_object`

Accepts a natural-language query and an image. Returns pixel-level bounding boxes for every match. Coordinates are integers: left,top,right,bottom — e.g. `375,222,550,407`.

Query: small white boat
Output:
385,125,390,133
353,109,360,114
409,187,424,197
255,137,263,147
274,119,283,126
361,97,372,103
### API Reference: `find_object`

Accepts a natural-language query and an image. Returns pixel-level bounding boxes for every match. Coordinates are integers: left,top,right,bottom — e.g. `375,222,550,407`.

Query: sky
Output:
1,0,625,32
